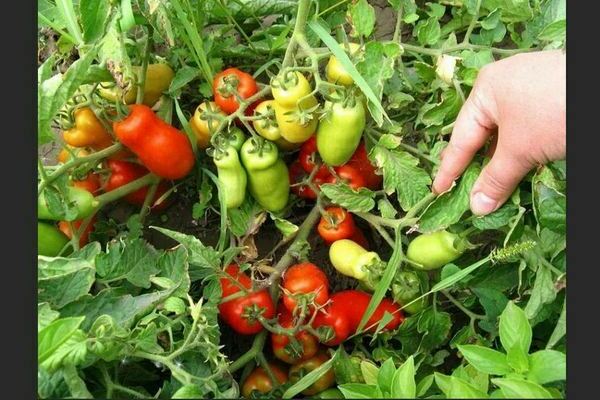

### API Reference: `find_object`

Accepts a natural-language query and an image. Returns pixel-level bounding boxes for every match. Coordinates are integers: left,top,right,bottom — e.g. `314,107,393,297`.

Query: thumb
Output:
470,148,533,216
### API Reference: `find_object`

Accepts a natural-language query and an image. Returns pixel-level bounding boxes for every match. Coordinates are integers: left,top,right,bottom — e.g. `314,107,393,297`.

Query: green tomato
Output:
316,96,366,166
329,239,380,281
392,271,429,314
240,137,290,212
38,221,70,257
213,145,247,209
325,43,362,86
38,186,97,221
406,230,466,270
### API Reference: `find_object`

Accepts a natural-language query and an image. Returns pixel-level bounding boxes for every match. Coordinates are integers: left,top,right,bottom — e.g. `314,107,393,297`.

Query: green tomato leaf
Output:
338,383,382,399
499,301,532,355
151,227,221,281
377,358,396,394
472,287,509,322
416,17,441,45
348,0,376,38
546,298,566,349
492,378,554,398
155,246,190,298
458,345,512,375
62,365,93,399
417,308,452,351
473,203,520,230
38,47,98,145
391,356,416,398
41,329,88,372
320,183,376,213
60,287,175,331
38,303,60,333
38,317,85,364
168,66,200,96
361,360,380,386
79,0,110,43
373,144,431,212
96,238,160,289
418,89,462,127
38,256,96,308
526,350,566,384
524,262,557,319
418,161,481,232
271,215,299,239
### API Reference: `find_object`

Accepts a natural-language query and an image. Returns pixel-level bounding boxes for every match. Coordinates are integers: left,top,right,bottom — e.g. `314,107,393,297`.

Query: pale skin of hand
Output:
432,50,566,215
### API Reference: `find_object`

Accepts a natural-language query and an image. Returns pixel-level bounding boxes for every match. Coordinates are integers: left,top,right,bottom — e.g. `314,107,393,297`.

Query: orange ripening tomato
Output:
58,216,97,248
241,363,288,398
317,206,369,249
113,104,195,180
62,107,113,150
72,173,101,195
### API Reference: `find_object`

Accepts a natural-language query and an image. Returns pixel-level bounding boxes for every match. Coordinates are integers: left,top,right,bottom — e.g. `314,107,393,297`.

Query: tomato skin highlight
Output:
282,262,330,313
213,67,258,114
113,104,195,180
406,230,466,270
288,352,336,395
241,363,288,398
271,306,319,364
218,265,276,335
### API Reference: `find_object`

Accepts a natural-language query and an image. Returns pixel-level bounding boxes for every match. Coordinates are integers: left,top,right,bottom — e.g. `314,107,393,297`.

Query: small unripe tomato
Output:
325,43,362,86
406,230,466,270
189,101,227,149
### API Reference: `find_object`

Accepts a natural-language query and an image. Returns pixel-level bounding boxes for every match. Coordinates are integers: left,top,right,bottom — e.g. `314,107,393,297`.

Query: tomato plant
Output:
37,0,566,399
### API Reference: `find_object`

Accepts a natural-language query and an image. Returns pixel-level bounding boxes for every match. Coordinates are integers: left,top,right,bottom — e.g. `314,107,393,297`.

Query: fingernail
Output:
471,192,498,216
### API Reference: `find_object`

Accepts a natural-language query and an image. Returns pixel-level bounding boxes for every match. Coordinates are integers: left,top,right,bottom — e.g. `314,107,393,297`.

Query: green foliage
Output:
37,0,566,398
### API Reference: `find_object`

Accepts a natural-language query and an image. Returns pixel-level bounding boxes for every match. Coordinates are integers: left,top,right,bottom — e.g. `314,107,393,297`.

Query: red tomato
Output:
105,160,170,211
72,172,101,195
218,264,276,335
317,207,369,249
299,136,332,180
282,263,329,313
329,164,367,190
312,302,352,346
348,141,382,190
271,305,319,364
58,216,97,248
289,160,329,200
213,68,259,114
329,290,404,333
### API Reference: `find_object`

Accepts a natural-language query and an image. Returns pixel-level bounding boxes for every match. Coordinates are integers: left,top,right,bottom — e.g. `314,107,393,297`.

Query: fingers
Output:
470,147,533,216
432,88,496,194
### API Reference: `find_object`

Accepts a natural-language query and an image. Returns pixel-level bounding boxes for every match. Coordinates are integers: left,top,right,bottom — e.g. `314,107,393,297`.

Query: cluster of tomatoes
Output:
219,261,404,397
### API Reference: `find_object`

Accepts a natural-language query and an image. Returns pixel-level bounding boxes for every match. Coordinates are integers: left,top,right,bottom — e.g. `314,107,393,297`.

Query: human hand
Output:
432,50,566,215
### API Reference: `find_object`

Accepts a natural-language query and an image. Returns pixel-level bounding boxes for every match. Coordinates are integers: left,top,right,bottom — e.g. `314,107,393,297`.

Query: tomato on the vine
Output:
58,216,97,248
241,363,288,398
299,136,332,180
348,141,382,190
218,264,276,335
288,352,336,395
213,67,258,114
318,206,369,249
253,100,282,141
271,71,312,107
271,305,319,364
329,164,367,190
189,101,227,149
325,43,362,86
406,230,467,270
282,262,329,313
72,172,101,195
312,303,352,346
329,290,404,333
